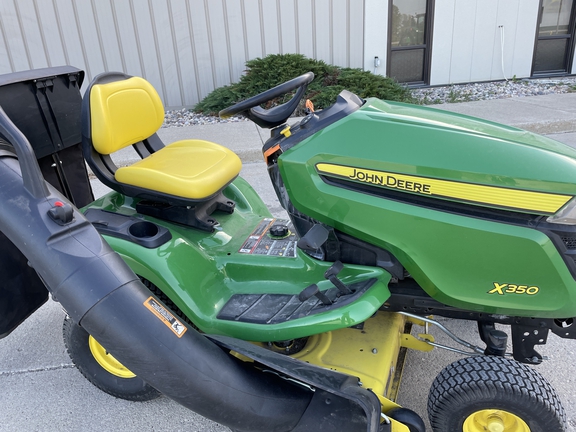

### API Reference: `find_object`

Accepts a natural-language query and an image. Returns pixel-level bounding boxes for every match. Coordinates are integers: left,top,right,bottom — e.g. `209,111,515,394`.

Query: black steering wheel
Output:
219,72,314,129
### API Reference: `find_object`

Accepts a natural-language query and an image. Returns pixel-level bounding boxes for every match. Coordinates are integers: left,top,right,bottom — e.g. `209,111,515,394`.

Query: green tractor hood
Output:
278,97,576,319
316,98,576,215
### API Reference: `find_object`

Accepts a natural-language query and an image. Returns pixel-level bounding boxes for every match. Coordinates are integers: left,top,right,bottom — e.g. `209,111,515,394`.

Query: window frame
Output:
387,0,435,86
532,0,576,76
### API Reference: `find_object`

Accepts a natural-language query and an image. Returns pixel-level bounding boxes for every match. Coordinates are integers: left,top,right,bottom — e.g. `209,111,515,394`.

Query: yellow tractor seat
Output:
116,139,241,200
81,72,241,231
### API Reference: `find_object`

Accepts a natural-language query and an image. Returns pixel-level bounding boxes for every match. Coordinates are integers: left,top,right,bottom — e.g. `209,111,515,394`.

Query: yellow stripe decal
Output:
316,163,572,214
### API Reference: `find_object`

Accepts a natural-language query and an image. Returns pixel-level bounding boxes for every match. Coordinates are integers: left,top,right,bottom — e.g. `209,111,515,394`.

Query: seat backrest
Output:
89,75,164,155
82,72,168,196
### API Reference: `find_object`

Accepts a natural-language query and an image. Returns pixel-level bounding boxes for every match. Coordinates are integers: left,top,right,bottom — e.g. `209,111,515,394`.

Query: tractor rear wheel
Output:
63,316,161,401
428,356,566,432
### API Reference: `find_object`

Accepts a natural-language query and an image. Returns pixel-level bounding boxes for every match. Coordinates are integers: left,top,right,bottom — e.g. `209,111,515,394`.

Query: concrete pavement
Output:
3,93,576,431
435,92,576,135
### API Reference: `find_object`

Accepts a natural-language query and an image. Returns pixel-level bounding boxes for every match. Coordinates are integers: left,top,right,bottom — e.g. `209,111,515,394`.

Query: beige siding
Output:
0,0,364,108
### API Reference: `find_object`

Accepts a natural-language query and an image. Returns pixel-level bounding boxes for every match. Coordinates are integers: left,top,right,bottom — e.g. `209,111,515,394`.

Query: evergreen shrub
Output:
194,54,413,115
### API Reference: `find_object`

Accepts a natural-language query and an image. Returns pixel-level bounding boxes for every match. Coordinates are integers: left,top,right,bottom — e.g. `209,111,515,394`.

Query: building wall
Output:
0,0,364,108
1,0,575,108
363,0,388,76
361,0,547,85
430,0,540,85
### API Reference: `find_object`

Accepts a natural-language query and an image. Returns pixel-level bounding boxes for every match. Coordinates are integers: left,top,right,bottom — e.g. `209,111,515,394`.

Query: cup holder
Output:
85,209,172,249
129,221,159,239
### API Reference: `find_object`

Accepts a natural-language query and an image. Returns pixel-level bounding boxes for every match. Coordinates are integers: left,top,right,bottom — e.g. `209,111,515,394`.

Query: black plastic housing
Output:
0,66,84,158
0,66,92,207
0,67,93,336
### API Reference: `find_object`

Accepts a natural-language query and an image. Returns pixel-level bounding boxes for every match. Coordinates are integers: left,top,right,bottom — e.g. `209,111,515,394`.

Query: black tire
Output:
428,356,566,432
386,407,425,432
63,316,161,401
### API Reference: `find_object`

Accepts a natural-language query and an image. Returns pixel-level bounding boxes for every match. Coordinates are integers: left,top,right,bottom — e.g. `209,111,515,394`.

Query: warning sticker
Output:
239,218,298,258
143,297,187,338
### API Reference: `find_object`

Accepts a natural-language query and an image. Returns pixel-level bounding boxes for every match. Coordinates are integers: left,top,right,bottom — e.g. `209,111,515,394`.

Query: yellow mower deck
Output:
262,311,432,431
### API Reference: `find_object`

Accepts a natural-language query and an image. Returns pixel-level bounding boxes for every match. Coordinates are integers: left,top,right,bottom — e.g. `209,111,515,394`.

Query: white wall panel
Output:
0,20,10,75
314,0,332,63
169,0,198,105
224,0,249,81
187,1,216,101
295,0,315,59
73,0,105,82
431,0,541,85
34,0,68,68
511,0,540,77
349,0,365,68
0,0,356,108
0,0,31,71
243,0,264,61
151,0,183,106
470,0,498,82
363,0,387,74
429,0,456,85
14,0,48,69
206,0,233,90
94,1,126,73
491,0,521,80
53,0,88,76
332,0,349,67
261,0,280,55
450,1,476,83
279,0,298,54
110,0,143,76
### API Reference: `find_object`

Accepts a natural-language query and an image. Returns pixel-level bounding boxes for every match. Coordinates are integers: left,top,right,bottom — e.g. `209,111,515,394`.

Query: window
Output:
533,0,576,75
388,0,433,84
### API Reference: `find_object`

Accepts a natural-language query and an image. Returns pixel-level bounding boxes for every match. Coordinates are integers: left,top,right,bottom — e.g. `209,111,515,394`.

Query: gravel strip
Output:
163,77,576,128
411,77,576,105
162,110,247,128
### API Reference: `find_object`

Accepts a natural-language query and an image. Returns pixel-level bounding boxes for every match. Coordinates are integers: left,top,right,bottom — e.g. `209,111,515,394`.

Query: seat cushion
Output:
115,139,242,200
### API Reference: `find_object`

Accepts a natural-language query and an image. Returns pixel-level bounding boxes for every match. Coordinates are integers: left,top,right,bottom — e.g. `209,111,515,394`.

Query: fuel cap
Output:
269,224,289,238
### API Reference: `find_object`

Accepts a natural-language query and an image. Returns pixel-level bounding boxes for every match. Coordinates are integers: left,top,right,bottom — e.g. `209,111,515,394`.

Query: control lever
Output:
298,284,332,305
324,261,351,295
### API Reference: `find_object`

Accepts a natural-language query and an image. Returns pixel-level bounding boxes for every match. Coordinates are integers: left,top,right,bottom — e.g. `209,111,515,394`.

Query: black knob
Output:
270,224,289,238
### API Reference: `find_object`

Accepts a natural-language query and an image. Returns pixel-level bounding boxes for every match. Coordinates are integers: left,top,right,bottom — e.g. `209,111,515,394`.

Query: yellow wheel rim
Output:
88,335,136,379
463,410,530,432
